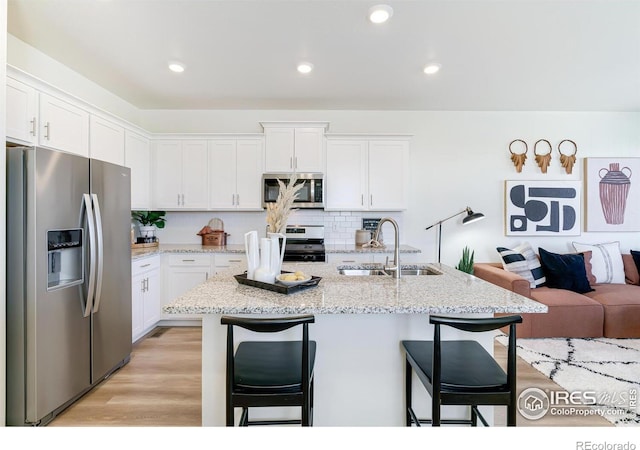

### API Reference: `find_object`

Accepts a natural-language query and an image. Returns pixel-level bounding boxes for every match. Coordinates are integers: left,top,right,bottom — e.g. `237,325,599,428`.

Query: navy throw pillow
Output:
538,248,594,294
632,250,640,278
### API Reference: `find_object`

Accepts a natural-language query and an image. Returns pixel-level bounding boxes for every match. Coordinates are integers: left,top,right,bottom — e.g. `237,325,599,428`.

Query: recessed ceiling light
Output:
297,62,314,74
369,5,393,24
168,61,185,73
423,63,441,75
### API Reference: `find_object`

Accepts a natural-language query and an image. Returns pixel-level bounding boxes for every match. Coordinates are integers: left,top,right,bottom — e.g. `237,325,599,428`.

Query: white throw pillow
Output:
571,241,625,284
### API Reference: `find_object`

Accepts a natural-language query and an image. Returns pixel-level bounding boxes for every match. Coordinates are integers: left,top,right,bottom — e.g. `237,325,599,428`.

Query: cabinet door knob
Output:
30,118,37,136
44,122,51,140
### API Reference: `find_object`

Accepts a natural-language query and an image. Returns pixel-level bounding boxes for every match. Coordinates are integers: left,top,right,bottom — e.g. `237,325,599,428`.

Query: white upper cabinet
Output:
325,140,368,210
89,115,125,165
325,135,410,211
125,130,151,210
208,140,237,209
235,139,264,209
152,140,209,209
209,138,264,210
367,140,409,210
6,77,37,144
39,92,89,157
262,122,328,173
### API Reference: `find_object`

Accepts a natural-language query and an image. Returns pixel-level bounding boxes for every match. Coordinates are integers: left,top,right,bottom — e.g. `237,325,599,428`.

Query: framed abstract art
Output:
585,158,640,232
505,180,581,236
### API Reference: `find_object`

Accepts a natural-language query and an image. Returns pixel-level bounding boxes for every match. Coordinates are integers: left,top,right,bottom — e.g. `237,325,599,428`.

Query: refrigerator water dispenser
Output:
47,229,83,290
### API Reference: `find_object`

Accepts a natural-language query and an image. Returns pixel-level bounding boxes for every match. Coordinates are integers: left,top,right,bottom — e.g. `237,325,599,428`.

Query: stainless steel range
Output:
282,225,326,262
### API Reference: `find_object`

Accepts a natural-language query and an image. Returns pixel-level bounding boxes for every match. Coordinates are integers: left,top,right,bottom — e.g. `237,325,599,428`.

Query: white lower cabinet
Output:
161,253,213,321
214,254,247,274
328,252,421,265
328,253,375,265
132,256,161,342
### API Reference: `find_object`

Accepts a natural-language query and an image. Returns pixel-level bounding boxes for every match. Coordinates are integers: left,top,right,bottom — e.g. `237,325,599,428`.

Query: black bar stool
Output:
402,314,522,426
221,314,316,426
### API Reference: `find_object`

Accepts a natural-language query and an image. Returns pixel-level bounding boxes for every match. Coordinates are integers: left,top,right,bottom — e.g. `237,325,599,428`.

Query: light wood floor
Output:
49,326,202,427
49,326,612,427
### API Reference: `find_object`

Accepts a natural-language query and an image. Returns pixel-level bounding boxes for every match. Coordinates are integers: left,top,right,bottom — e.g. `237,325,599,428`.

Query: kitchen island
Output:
163,261,546,426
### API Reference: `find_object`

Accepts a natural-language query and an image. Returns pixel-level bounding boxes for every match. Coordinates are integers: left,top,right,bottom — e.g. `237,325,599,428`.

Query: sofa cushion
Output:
539,248,594,294
496,242,545,288
527,287,604,338
583,284,640,338
572,241,625,284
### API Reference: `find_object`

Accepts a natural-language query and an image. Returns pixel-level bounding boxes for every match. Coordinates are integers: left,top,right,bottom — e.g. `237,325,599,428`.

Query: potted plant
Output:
455,246,475,274
131,210,166,239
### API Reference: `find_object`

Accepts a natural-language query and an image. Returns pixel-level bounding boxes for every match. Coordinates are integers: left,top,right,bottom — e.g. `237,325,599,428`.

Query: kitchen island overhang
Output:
164,262,547,426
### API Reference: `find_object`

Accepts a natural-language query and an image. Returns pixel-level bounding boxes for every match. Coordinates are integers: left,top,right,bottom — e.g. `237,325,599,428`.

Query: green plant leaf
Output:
455,246,475,274
131,210,166,227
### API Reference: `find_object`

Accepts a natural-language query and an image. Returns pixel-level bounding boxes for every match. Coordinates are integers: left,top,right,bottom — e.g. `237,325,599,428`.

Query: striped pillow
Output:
513,242,546,288
497,243,546,288
497,246,535,288
572,241,625,284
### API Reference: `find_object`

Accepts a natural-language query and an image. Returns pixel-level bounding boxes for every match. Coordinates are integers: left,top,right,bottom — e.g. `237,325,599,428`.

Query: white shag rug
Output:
496,334,640,426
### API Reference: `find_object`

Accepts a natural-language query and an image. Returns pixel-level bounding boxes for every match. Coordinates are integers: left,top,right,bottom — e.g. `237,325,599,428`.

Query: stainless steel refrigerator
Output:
6,145,132,426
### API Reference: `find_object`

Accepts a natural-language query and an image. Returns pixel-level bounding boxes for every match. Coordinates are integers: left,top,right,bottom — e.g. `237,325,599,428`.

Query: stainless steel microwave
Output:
262,173,324,209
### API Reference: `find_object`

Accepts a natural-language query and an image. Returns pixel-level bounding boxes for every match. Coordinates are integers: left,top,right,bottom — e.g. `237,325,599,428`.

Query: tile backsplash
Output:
150,210,403,246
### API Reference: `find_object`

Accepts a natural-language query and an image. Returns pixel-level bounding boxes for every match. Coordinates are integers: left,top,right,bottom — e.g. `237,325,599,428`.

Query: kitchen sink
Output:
397,268,442,276
338,269,388,276
338,267,442,276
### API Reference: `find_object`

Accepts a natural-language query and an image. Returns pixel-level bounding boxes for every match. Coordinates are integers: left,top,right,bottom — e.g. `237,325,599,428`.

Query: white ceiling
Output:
7,0,640,111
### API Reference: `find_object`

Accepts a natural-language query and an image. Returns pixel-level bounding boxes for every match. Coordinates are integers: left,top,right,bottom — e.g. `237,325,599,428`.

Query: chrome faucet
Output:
374,217,401,279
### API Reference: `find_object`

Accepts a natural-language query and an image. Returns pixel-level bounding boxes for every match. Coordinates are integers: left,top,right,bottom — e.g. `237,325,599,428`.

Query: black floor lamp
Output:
425,207,485,263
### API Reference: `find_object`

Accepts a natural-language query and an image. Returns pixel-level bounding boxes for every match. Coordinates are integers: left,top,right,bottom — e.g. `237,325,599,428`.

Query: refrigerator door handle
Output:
82,193,97,317
91,193,105,313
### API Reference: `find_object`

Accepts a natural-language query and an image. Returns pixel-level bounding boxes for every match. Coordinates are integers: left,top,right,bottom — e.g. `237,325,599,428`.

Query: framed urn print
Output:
505,180,581,236
585,158,640,232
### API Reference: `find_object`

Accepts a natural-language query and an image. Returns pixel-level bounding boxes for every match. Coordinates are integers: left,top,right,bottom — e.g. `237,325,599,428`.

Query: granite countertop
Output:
132,243,421,261
163,262,547,315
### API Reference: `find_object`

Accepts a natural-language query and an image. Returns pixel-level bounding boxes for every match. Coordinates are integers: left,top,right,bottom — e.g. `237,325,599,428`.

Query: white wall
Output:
142,109,640,266
7,34,141,125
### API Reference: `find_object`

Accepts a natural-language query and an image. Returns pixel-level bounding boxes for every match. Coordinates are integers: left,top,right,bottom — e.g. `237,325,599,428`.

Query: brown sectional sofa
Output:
474,254,640,339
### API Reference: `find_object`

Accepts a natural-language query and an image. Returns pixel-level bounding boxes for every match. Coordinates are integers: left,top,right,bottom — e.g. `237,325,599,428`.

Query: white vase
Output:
244,231,260,280
267,232,286,277
253,238,275,284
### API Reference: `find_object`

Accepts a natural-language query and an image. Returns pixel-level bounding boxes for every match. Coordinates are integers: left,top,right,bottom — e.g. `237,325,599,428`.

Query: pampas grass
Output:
266,175,304,234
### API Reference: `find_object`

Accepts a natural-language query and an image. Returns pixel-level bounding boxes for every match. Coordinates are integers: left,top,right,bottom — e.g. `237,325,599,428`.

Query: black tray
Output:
234,271,322,295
